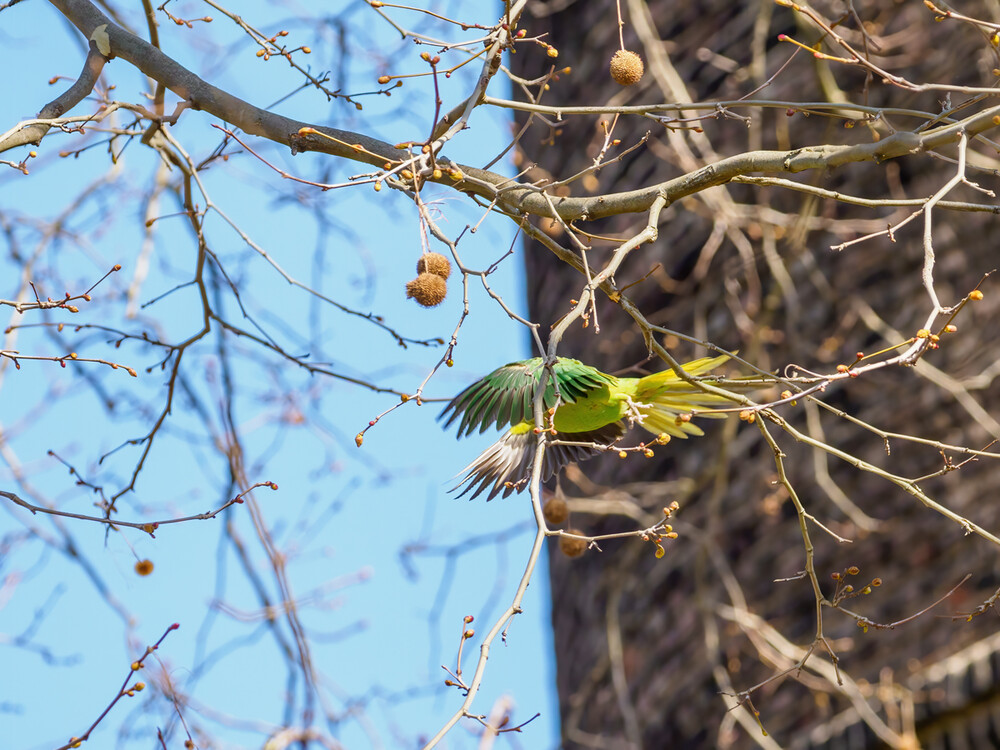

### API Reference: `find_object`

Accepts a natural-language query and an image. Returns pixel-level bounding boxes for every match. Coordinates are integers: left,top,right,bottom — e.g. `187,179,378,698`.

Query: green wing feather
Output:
441,357,615,437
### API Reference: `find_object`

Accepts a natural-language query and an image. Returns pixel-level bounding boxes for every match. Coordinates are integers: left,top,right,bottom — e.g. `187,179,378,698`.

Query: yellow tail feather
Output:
634,353,738,439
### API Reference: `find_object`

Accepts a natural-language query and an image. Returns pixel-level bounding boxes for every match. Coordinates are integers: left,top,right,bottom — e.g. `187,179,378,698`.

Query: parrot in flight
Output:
441,354,738,500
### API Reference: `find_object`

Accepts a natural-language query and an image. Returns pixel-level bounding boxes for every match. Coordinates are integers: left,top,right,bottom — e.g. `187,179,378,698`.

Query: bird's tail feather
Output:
634,354,740,439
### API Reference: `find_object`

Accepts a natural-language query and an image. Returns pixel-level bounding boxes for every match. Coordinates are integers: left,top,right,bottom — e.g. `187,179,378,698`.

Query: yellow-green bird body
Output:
441,354,736,499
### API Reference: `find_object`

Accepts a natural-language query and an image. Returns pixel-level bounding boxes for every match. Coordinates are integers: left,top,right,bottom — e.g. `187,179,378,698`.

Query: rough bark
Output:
514,2,1000,748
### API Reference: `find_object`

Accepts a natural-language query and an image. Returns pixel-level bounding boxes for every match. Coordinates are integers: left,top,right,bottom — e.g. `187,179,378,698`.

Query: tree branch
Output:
10,0,998,226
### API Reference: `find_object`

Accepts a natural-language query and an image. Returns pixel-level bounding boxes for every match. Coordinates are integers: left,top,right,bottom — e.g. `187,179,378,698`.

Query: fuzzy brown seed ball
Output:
559,530,587,558
416,252,452,280
610,49,644,86
405,273,447,307
543,497,569,525
134,559,154,576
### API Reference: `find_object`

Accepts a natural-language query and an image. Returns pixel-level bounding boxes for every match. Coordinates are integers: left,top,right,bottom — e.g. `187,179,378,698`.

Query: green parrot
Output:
441,354,738,500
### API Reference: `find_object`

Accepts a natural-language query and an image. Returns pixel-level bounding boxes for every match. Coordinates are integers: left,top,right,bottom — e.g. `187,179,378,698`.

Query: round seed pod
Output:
416,252,452,279
543,497,569,525
405,273,447,307
134,559,154,576
559,530,587,558
610,49,644,86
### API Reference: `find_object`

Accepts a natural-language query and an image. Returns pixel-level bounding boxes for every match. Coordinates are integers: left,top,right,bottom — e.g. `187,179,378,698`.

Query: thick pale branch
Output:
2,46,107,150
480,111,1000,220
20,0,1000,227
41,0,396,158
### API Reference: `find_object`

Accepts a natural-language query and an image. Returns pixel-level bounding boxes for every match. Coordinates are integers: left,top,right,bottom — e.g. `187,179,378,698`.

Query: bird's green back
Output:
440,357,616,437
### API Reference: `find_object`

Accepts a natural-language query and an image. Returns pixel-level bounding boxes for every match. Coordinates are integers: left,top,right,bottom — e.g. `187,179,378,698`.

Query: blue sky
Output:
0,2,559,748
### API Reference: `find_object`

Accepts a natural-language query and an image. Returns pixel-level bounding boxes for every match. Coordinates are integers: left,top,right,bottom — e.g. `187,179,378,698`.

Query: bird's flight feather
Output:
439,358,615,437
453,422,626,500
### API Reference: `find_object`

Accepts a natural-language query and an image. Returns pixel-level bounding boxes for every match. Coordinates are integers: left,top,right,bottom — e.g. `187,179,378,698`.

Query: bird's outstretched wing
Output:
453,422,626,500
440,357,615,437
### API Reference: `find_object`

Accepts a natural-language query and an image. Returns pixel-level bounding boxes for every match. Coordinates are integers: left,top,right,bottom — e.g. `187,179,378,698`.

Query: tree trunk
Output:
513,2,1000,747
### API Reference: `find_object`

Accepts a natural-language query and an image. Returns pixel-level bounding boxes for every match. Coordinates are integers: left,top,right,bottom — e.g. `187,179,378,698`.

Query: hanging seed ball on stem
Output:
543,497,569,525
416,251,451,280
559,530,588,558
405,273,447,307
610,49,644,86
134,559,154,576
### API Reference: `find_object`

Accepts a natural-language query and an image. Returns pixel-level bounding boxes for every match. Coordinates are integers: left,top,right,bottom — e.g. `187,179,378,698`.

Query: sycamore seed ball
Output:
416,252,452,280
543,497,569,525
134,559,154,576
610,49,644,86
405,273,447,307
559,530,587,558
